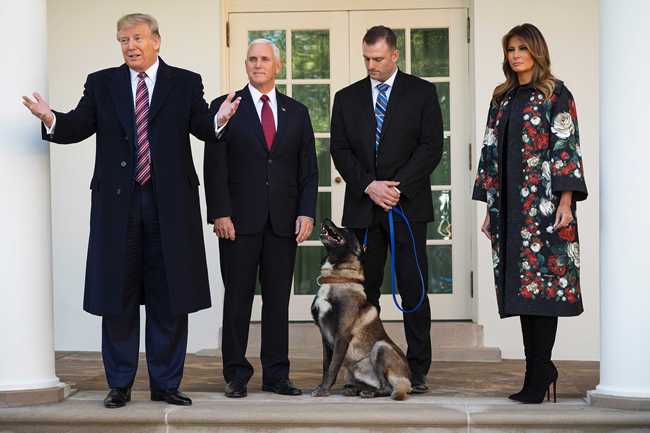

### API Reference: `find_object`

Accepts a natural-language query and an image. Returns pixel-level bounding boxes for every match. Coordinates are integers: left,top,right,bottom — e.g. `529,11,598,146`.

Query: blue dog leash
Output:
362,204,427,313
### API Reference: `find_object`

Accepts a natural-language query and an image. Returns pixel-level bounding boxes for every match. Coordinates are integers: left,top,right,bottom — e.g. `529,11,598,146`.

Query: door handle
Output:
334,176,343,184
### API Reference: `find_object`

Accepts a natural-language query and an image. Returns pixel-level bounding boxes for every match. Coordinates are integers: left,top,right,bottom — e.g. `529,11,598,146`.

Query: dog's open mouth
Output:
320,221,345,246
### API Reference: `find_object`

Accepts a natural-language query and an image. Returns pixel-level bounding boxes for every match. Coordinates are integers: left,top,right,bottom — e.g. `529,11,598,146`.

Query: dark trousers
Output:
219,218,297,386
355,210,432,379
102,182,188,391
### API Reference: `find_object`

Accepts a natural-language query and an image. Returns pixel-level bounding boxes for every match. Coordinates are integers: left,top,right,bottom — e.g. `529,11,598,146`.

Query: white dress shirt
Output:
247,83,278,129
46,56,223,135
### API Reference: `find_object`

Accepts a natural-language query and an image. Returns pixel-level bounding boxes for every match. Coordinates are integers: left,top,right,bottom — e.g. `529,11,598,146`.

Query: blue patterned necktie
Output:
374,82,390,155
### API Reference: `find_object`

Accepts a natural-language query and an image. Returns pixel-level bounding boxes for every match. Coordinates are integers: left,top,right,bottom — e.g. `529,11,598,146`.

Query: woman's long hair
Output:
493,23,556,103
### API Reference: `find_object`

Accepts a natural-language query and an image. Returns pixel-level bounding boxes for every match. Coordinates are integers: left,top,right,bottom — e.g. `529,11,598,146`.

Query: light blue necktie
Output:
374,83,390,155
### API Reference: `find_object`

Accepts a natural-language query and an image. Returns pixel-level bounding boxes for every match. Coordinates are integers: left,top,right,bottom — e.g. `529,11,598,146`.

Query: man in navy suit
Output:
204,39,318,398
22,13,240,408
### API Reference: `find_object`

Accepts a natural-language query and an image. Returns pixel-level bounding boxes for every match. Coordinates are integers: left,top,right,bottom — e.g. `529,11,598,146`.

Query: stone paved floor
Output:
55,352,599,399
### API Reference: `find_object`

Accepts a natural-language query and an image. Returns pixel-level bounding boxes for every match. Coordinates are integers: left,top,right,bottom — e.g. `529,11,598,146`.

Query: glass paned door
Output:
228,11,348,321
349,9,471,320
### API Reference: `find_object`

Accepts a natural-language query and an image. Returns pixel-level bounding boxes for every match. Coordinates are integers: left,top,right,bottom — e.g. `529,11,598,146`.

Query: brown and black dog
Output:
310,219,411,400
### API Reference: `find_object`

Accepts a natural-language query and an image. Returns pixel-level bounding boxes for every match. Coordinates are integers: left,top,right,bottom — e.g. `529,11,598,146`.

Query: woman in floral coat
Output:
473,23,588,404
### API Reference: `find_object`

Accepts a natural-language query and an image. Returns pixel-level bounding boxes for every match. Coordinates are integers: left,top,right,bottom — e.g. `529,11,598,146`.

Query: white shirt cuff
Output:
45,113,57,134
215,114,228,135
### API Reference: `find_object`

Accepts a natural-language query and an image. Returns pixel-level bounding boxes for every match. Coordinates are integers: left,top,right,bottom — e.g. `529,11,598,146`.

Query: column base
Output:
588,390,650,411
0,383,71,408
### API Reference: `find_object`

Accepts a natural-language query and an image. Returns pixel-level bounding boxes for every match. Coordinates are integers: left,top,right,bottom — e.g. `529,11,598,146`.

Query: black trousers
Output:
102,182,188,391
354,209,432,379
219,218,297,386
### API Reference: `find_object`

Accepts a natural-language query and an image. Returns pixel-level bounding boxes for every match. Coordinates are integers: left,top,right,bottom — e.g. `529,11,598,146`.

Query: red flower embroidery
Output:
558,225,576,242
547,256,567,276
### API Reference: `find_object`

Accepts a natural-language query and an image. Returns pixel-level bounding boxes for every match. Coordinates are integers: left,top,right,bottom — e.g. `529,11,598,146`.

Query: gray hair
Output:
117,13,160,38
248,38,281,63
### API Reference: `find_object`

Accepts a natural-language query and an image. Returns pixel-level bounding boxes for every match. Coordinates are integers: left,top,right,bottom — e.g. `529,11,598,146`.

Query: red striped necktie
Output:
135,72,151,185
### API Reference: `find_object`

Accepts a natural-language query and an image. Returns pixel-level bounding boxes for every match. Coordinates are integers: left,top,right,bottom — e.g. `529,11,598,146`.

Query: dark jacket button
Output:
116,188,121,195
120,161,127,167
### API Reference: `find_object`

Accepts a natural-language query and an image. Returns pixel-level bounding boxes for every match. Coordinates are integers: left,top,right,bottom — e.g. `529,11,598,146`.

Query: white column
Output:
0,0,62,395
590,0,650,409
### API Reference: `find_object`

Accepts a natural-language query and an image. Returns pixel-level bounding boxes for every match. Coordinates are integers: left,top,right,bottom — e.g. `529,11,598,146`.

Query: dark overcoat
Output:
43,59,216,316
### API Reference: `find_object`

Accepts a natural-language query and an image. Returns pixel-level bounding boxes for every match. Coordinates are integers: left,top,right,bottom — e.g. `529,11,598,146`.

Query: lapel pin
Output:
281,107,286,112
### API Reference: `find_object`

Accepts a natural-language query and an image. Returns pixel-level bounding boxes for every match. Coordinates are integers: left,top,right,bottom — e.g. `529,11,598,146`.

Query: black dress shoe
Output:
225,382,247,398
262,380,302,396
409,376,429,394
103,387,131,408
150,389,192,406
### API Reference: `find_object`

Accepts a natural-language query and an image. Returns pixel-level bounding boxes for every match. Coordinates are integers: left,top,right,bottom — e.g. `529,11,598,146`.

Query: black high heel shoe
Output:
518,361,558,404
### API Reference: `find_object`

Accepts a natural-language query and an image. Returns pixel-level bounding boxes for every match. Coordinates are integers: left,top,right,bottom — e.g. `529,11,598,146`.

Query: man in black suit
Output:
204,39,318,398
330,26,443,393
22,13,240,408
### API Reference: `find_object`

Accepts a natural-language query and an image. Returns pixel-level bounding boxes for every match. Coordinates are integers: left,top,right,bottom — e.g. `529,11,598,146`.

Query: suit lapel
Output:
360,77,377,157
240,86,269,154
271,91,288,156
109,64,135,144
378,70,406,143
149,58,175,123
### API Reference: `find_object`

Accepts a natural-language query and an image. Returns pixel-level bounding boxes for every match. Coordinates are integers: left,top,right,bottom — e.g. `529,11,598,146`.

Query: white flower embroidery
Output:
529,208,538,217
551,112,575,139
546,225,555,234
484,127,497,147
527,156,540,167
574,169,582,178
559,278,568,288
531,242,542,253
531,116,541,126
522,261,531,271
539,199,556,217
521,188,530,198
492,250,500,268
542,161,551,181
567,242,580,268
521,229,532,240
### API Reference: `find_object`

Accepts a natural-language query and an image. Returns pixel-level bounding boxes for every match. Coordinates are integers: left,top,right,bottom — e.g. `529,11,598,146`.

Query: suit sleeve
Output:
330,92,375,197
297,107,318,218
189,74,219,142
549,87,588,201
42,75,97,144
472,102,499,203
393,82,443,198
203,97,232,223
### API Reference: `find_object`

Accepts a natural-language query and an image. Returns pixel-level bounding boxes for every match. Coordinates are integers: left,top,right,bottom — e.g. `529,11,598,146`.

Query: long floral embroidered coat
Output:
473,80,588,318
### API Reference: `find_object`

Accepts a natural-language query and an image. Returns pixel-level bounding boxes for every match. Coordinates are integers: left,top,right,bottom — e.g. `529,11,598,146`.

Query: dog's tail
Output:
387,374,411,401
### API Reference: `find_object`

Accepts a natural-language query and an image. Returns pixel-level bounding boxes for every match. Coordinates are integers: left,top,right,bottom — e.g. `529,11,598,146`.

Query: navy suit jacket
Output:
204,86,318,237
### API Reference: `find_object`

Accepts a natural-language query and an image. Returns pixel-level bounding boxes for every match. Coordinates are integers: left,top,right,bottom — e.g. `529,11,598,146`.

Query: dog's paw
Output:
342,386,359,397
311,385,330,397
359,390,376,399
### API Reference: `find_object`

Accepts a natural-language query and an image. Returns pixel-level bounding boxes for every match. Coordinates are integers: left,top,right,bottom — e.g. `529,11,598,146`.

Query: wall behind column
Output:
471,0,600,360
47,0,224,352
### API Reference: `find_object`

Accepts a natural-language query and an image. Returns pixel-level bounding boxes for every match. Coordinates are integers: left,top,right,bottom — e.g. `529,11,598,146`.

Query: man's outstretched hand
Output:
22,92,54,128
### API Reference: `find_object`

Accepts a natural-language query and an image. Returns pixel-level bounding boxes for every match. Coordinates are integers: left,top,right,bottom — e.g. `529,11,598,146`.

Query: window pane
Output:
292,30,330,79
378,244,452,294
315,138,331,186
436,82,450,131
427,245,452,294
411,28,449,77
428,190,452,240
293,84,330,133
294,246,326,294
308,191,331,241
276,83,287,94
249,30,286,79
430,136,450,185
394,29,406,72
